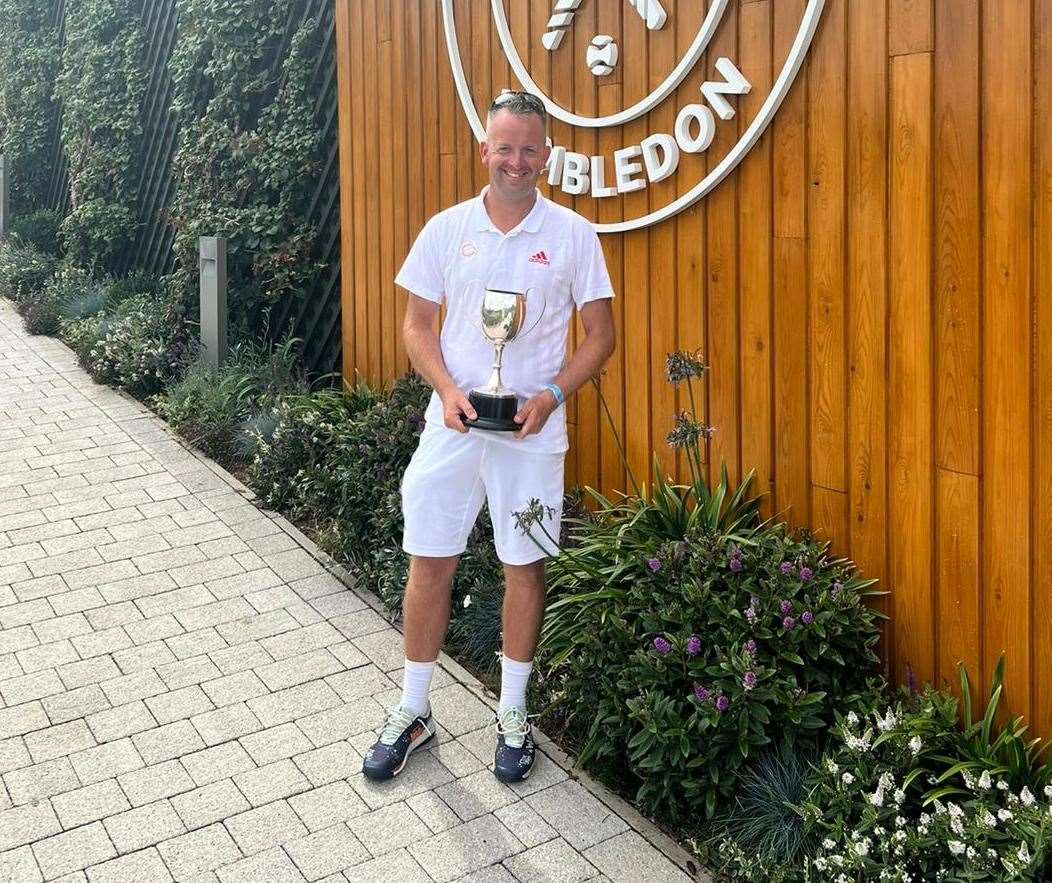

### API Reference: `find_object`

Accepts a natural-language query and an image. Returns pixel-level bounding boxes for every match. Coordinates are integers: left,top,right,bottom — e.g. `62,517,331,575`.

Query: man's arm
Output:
513,298,616,439
403,292,477,433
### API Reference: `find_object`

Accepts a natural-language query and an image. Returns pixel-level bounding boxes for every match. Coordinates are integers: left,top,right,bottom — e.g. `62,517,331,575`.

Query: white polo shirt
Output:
394,188,615,454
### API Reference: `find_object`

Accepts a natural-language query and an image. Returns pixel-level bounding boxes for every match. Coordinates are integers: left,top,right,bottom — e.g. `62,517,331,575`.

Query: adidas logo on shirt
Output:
528,251,550,265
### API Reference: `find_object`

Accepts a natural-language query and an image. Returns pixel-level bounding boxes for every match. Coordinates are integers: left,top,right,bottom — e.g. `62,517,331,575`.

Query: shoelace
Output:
378,705,417,746
495,707,531,749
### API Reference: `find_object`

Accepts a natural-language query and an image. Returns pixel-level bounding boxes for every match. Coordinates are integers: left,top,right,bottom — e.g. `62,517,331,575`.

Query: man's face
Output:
480,109,551,202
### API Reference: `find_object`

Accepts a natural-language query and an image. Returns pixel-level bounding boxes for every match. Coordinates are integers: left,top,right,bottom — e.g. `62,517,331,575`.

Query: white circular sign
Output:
441,0,826,234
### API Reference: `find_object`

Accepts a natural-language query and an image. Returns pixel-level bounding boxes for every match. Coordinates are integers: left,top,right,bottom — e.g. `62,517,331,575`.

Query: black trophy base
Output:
463,390,519,432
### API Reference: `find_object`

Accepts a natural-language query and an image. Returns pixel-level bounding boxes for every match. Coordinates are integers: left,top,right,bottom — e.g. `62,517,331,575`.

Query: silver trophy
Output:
464,286,544,431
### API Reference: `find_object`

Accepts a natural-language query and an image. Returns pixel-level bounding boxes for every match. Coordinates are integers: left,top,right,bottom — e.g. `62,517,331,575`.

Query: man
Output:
362,91,615,784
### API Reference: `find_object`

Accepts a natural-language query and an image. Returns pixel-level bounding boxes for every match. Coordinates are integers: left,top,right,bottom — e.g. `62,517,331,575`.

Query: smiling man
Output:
361,91,616,784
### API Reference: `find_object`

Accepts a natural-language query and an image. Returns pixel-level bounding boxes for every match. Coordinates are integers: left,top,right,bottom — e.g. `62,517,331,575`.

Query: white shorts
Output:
401,422,564,565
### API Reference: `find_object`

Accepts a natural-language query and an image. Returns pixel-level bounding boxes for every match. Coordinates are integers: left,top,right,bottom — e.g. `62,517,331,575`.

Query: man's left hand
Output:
513,390,558,439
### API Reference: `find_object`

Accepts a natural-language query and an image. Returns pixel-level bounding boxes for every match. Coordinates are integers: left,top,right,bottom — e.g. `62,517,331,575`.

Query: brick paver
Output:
0,299,699,881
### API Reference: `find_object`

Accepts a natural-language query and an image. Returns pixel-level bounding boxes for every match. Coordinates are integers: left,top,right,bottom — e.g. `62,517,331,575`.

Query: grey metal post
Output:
0,155,9,238
199,236,227,369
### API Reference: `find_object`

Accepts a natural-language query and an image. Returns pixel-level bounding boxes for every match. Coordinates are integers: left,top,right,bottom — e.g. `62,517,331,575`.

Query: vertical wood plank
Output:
846,0,890,662
936,468,980,690
934,0,980,475
1034,0,1052,742
773,0,807,240
981,0,1031,717
889,0,933,55
378,36,396,383
362,0,381,385
889,50,934,688
807,0,847,519
738,0,773,513
335,0,356,389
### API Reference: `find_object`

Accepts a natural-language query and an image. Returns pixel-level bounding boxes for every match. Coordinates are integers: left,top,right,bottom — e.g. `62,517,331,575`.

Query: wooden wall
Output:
335,0,1052,737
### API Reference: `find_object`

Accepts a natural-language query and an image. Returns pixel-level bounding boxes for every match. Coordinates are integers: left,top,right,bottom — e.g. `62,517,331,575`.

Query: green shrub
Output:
10,209,64,257
79,294,188,397
0,239,56,303
532,352,884,822
793,684,1052,882
17,290,61,335
157,338,308,464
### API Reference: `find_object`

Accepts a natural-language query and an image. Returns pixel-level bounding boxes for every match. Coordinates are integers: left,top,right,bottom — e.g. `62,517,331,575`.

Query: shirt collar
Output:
472,187,547,235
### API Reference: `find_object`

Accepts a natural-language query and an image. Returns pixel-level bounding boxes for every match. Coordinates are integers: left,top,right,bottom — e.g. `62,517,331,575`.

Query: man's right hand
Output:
439,386,477,433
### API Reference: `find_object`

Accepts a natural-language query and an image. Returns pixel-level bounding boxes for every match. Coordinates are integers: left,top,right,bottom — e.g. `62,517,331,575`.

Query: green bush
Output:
10,209,64,257
794,689,1052,881
0,239,56,303
157,338,308,464
79,294,189,397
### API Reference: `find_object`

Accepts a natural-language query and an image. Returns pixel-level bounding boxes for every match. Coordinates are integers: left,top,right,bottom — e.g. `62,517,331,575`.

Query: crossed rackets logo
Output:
441,1,827,233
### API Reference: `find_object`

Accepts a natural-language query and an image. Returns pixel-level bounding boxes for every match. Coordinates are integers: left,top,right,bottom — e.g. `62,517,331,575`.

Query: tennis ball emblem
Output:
586,35,618,77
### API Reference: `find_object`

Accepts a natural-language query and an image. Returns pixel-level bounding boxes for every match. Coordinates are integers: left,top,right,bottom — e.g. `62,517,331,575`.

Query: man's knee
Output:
502,560,545,594
407,555,459,594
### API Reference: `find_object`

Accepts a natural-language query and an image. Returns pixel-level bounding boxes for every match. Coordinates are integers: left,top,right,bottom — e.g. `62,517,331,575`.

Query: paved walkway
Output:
0,299,698,883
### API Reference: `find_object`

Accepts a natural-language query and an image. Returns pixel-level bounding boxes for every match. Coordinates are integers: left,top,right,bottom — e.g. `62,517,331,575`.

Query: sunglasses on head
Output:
490,90,546,113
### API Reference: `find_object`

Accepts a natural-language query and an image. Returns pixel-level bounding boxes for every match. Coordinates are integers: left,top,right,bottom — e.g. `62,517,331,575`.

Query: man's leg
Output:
400,553,459,711
492,559,546,782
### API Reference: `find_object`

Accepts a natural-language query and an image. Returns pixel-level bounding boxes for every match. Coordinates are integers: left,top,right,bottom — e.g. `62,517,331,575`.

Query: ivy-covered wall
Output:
4,0,343,376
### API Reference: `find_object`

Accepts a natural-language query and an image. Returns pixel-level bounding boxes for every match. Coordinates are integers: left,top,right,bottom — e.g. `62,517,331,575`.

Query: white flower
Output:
822,838,836,850
948,840,966,855
841,772,855,785
978,770,992,790
825,758,839,774
1020,786,1036,806
895,830,906,842
869,790,884,807
846,711,859,726
813,857,828,871
998,808,1014,822
1017,842,1031,864
1045,785,1052,800
895,815,906,827
983,810,997,828
917,824,928,835
853,840,869,857
894,789,905,805
919,813,931,826
875,709,898,732
996,778,1009,791
909,735,923,754
951,817,964,836
462,595,472,608
947,803,964,818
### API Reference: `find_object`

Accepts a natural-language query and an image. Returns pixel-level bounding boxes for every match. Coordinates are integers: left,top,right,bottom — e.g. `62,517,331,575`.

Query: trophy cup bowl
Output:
463,287,535,431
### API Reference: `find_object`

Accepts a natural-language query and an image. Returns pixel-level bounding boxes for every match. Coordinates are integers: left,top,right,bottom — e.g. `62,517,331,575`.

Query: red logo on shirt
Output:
528,251,549,265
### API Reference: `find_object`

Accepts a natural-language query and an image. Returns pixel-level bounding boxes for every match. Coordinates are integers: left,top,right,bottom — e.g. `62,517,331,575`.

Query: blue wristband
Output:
543,383,565,407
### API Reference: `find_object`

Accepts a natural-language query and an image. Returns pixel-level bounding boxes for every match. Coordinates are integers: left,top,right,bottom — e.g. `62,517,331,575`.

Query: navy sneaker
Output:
361,705,435,781
493,706,535,783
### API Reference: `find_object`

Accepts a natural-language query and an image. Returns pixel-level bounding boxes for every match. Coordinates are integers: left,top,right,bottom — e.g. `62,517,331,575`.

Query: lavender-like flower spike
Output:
744,639,757,656
715,695,730,712
744,606,758,625
665,349,708,385
646,557,662,574
779,600,792,615
743,671,757,691
686,635,701,657
801,610,814,625
652,636,671,655
799,566,814,582
693,684,711,702
780,561,796,576
782,616,795,631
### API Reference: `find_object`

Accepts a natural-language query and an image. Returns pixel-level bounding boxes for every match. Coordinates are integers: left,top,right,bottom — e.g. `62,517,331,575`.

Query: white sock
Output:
498,654,533,714
400,658,436,717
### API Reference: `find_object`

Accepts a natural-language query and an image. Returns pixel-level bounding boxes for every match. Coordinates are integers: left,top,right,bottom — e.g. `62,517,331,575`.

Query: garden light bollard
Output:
0,155,9,238
199,235,228,369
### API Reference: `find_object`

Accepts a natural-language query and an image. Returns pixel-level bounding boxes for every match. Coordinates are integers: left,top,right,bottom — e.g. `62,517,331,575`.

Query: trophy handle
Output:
518,286,548,339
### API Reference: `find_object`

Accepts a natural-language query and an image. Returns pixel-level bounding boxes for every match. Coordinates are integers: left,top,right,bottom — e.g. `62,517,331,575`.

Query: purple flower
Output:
831,581,844,596
693,684,711,702
801,610,814,625
782,616,795,631
652,636,671,655
744,639,757,656
646,558,662,573
729,555,743,573
686,635,701,657
715,695,730,713
799,566,814,582
743,671,757,691
779,600,792,615
779,561,795,576
744,607,758,625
